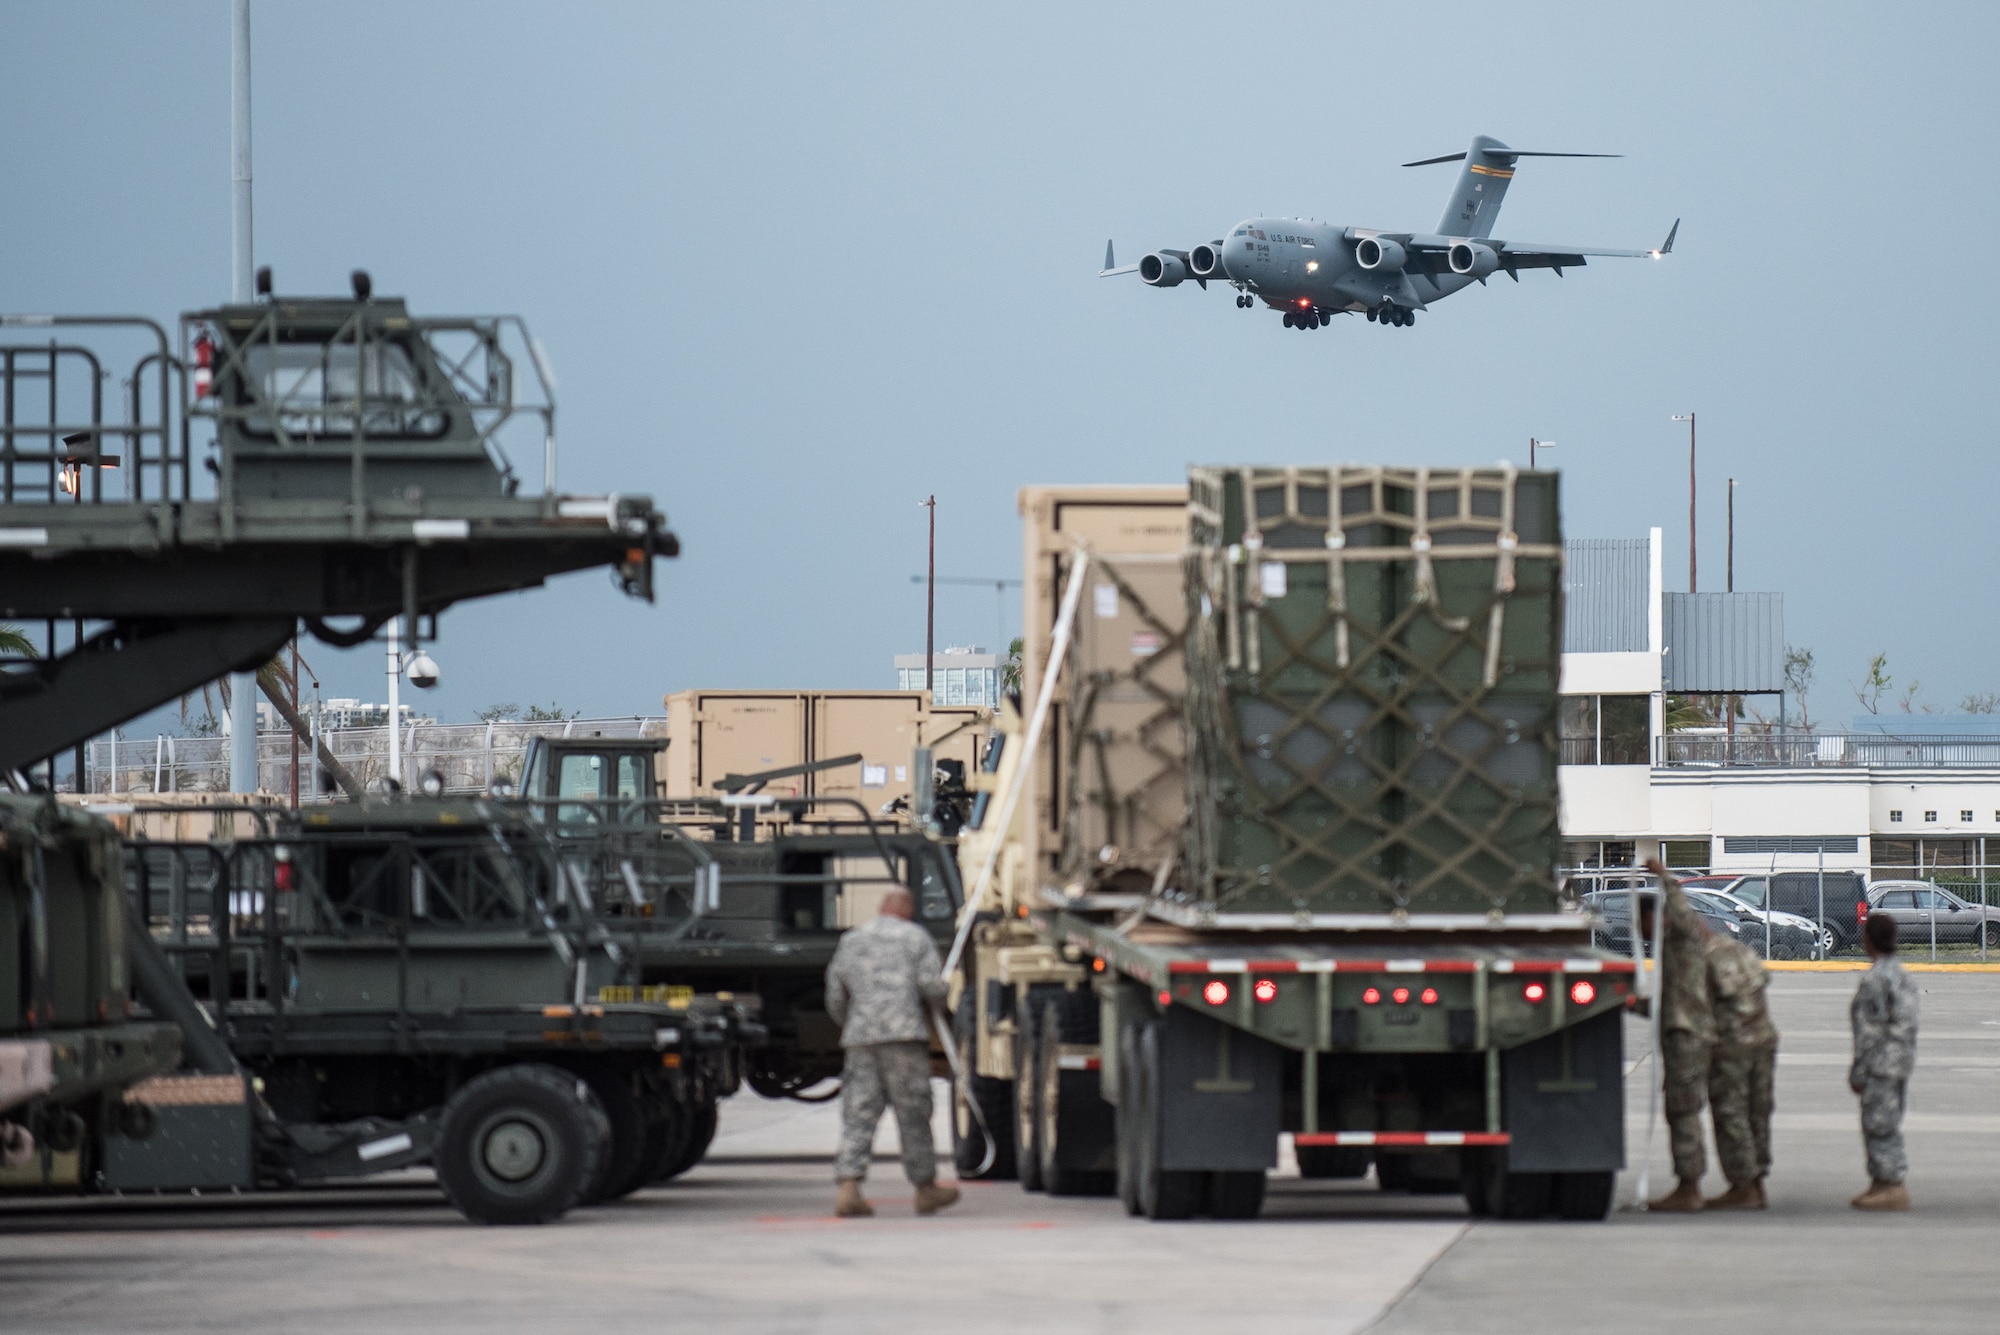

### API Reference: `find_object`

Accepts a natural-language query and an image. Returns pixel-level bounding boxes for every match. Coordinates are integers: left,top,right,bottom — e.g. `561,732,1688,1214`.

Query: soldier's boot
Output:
1753,1177,1769,1209
913,1181,961,1216
835,1178,874,1218
1647,1178,1706,1212
1705,1181,1764,1210
1851,1180,1910,1211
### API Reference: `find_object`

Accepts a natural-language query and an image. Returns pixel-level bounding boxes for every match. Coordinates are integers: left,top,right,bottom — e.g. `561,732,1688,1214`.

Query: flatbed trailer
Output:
950,468,1636,1220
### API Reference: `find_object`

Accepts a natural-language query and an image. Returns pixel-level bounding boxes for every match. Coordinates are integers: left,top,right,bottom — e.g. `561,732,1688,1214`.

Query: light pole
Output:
920,496,937,702
1671,413,1696,592
1530,437,1554,470
1727,478,1738,593
226,0,259,793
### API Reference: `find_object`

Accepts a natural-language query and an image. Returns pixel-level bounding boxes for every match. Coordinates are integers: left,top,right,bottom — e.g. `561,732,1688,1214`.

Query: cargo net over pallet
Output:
1178,465,1565,929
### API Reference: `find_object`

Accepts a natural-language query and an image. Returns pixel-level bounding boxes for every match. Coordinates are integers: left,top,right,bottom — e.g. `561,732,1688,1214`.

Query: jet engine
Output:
1448,241,1499,279
1188,242,1228,279
1354,236,1407,272
1139,252,1188,287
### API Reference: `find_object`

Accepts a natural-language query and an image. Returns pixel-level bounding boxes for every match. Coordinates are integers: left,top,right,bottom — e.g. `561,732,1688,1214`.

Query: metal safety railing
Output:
1657,731,2000,769
86,716,667,798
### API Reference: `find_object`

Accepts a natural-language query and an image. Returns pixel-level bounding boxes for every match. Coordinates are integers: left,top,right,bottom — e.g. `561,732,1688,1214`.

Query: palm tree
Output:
0,625,35,658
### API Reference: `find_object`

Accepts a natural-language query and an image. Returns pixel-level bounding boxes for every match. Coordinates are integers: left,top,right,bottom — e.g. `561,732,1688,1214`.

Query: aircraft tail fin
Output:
1406,136,1620,238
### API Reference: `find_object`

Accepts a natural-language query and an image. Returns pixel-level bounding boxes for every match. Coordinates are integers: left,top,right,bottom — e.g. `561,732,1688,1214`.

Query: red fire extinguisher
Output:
193,330,216,398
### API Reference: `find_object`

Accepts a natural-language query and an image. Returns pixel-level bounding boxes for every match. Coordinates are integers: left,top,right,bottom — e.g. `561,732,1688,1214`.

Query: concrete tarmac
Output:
4,974,1998,1333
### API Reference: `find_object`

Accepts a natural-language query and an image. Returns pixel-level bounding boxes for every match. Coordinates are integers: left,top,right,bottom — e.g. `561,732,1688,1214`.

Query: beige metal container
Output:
660,689,989,820
1017,485,1189,892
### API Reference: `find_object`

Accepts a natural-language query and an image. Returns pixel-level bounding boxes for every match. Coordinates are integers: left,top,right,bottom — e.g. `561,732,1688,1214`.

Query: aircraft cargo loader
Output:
948,466,1633,1221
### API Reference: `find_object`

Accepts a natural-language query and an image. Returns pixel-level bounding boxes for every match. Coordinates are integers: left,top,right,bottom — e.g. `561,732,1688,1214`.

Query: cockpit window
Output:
1232,227,1249,237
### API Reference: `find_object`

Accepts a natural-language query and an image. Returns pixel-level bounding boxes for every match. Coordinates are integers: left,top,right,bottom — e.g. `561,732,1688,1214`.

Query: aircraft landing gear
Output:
1282,311,1295,328
1374,303,1414,328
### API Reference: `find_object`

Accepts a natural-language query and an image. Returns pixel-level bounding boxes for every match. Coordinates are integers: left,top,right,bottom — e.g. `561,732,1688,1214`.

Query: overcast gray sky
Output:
4,1,1994,728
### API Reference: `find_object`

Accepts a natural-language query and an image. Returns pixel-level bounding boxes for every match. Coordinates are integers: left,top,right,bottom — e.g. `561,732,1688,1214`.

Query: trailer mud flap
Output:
1158,1005,1280,1172
1502,1008,1623,1173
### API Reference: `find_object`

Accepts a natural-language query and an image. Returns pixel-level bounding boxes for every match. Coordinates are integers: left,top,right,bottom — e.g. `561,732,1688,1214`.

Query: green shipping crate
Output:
1180,465,1564,923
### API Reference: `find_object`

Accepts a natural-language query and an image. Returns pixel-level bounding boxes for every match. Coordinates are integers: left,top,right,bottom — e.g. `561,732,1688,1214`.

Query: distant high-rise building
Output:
256,697,434,732
894,645,1001,707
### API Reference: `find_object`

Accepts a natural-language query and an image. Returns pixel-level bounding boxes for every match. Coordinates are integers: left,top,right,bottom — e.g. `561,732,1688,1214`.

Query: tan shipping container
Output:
660,690,989,820
1017,485,1189,892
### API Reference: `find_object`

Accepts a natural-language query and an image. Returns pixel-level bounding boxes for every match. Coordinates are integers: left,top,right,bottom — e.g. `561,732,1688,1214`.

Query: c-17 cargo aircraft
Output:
1104,134,1676,329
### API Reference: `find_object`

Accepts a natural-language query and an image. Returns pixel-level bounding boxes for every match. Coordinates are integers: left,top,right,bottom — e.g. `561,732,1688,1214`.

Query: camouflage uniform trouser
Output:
1859,1076,1908,1185
1663,1029,1713,1183
1709,1039,1776,1185
836,1040,936,1185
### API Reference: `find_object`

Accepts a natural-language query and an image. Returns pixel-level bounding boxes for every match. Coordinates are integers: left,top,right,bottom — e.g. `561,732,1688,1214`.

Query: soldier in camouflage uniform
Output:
1704,911,1778,1209
1850,909,1919,1211
824,885,959,1217
1639,860,1717,1212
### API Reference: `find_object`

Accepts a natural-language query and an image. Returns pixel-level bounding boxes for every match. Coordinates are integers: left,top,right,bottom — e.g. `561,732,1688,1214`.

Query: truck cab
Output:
519,735,663,826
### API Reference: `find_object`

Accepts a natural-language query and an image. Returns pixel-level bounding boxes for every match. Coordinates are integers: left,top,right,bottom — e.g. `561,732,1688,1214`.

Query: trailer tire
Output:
1208,1170,1266,1220
436,1063,608,1226
1135,1021,1198,1220
951,999,1016,1180
1467,1147,1553,1220
1116,1021,1142,1216
1296,1144,1371,1180
653,1098,717,1183
1553,1170,1615,1220
1013,1002,1045,1192
576,1067,650,1204
1037,996,1114,1197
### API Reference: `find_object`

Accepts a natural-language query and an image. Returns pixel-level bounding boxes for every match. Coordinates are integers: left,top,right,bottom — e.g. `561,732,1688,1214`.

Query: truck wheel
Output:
653,1098,716,1182
436,1063,608,1225
576,1067,649,1204
951,998,1016,1180
1208,1170,1266,1220
1136,1022,1198,1220
1553,1170,1615,1220
1469,1148,1552,1220
1013,1003,1045,1192
1296,1144,1371,1179
1376,1153,1412,1192
1116,1021,1142,1216
1037,996,1114,1197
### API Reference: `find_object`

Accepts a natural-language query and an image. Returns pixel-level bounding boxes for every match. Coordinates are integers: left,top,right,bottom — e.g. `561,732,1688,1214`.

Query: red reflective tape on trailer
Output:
1167,961,1209,973
1294,1132,1512,1147
1419,960,1479,973
1384,960,1426,973
1335,961,1387,973
1246,960,1302,973
1055,1055,1101,1071
1563,959,1604,973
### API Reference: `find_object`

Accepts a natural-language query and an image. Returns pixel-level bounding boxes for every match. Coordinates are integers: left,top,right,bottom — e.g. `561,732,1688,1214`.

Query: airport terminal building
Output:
1559,529,2000,886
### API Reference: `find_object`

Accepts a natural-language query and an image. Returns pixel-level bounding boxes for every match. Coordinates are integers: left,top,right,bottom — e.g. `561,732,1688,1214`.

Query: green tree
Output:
1854,653,1891,715
1962,692,2000,715
1001,636,1023,696
1783,645,1816,731
523,702,577,722
478,703,522,722
0,624,35,658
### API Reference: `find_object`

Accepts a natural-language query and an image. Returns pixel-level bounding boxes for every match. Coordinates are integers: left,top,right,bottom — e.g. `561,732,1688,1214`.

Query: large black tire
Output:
1013,1001,1045,1192
1553,1170,1615,1220
1296,1144,1371,1180
1116,1020,1142,1216
1135,1022,1199,1220
654,1099,717,1183
1208,1170,1267,1220
436,1063,608,1225
951,999,1016,1180
1468,1148,1553,1220
576,1066,650,1204
1037,994,1115,1197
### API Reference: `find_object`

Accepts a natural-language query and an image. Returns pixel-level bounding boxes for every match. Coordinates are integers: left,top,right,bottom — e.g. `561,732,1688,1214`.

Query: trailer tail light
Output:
1202,979,1230,1006
1361,986,1382,1005
1158,990,1171,1007
274,845,294,892
1252,978,1279,1004
1391,987,1411,1005
1522,981,1547,1003
1570,979,1597,1006
1420,987,1439,1006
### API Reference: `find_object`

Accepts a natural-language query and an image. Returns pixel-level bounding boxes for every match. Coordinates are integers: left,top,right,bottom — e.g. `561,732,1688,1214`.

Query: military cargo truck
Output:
951,469,1632,1220
1,796,181,1192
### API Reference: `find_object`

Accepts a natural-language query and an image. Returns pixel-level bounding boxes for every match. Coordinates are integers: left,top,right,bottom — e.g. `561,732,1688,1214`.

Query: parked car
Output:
1679,876,1829,957
1693,871,1866,950
1582,885,1748,955
1866,881,2000,948
1680,886,1820,959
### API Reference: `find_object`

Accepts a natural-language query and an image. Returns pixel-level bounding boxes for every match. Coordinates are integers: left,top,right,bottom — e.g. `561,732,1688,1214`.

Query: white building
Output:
1560,529,2000,886
894,646,1003,707
254,697,433,733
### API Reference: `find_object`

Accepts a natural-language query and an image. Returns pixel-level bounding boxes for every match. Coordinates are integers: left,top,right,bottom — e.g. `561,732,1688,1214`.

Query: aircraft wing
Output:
1355,220,1678,276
